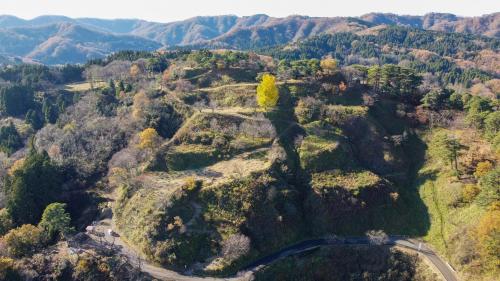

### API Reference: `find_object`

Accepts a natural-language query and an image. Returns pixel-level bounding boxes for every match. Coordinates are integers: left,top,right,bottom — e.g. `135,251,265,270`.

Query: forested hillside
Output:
0,20,498,281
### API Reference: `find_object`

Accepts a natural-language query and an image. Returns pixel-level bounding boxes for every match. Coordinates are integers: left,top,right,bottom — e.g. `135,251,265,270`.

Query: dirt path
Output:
197,83,258,92
199,107,265,121
186,202,202,227
430,181,449,256
196,80,302,93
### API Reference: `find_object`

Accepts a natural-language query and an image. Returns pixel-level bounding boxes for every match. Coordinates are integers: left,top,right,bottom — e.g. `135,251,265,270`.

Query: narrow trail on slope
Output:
430,180,449,256
185,202,202,228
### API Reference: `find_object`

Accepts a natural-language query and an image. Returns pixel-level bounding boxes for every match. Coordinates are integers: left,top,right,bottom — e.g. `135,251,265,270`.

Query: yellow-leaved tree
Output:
132,91,150,120
8,158,25,176
0,257,20,280
476,207,500,269
474,161,493,179
257,74,279,110
138,128,160,150
130,64,142,78
320,58,337,73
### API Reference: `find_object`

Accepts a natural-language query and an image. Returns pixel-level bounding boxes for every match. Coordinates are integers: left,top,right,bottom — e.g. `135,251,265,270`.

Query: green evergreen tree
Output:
484,111,500,140
380,64,400,95
368,65,420,100
5,149,62,225
0,122,23,155
476,168,500,206
25,109,43,130
56,95,67,113
465,96,492,129
42,100,58,124
448,92,464,109
39,203,74,242
118,80,125,92
0,208,13,236
125,84,133,93
0,85,34,116
399,67,421,96
430,132,467,172
108,79,116,92
421,89,452,110
367,66,381,91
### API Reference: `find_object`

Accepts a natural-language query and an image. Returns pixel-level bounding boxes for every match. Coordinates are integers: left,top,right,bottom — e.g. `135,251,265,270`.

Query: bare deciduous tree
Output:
193,100,207,113
175,80,195,93
108,146,145,171
35,94,135,179
269,142,287,164
366,230,389,246
221,234,251,262
239,119,276,139
209,100,218,113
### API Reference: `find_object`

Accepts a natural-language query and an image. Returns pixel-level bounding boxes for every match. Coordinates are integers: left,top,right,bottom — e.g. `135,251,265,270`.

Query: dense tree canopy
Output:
421,89,453,110
476,168,500,207
38,203,73,242
430,132,467,172
367,65,421,101
261,26,498,85
465,96,493,129
25,109,44,130
0,257,22,281
476,207,500,270
5,149,62,225
0,208,13,236
2,224,43,257
0,122,23,155
278,59,320,79
0,85,35,116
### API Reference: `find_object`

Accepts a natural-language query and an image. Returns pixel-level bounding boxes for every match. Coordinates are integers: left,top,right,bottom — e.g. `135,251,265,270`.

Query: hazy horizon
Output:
1,0,499,23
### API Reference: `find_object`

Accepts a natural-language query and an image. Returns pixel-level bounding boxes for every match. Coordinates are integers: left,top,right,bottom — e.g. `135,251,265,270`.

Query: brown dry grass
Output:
140,147,271,191
64,81,107,92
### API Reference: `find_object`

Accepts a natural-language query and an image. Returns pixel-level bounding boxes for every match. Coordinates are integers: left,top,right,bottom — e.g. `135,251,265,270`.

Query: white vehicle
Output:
107,229,120,237
85,226,95,234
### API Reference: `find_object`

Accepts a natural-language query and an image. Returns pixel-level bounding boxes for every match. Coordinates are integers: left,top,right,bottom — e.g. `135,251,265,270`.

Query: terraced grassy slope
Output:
109,77,432,276
0,46,497,281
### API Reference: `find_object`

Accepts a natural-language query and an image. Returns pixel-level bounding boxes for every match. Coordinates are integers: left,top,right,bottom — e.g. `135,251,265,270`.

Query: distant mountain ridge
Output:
0,12,498,64
0,22,161,64
361,12,500,38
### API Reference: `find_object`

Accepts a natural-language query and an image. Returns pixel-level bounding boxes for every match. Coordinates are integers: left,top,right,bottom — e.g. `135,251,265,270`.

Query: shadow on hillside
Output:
330,85,365,106
265,87,432,237
396,128,433,236
264,85,311,239
265,86,305,181
333,133,433,237
63,190,107,231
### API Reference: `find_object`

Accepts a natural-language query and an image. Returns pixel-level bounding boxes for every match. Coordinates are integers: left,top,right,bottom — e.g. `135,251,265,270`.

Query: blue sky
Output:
1,0,499,22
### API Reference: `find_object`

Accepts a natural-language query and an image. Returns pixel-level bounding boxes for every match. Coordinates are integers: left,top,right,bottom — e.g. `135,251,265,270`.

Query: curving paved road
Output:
241,237,459,281
89,227,458,281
